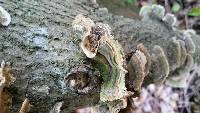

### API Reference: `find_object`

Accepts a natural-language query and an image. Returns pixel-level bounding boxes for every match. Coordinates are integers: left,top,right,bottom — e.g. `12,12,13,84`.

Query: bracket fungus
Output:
0,1,199,112
73,15,128,102
0,6,11,26
162,13,177,27
139,4,177,28
72,14,95,42
166,37,182,71
139,4,197,88
165,30,196,87
139,4,165,20
148,45,170,85
126,43,151,96
50,101,64,113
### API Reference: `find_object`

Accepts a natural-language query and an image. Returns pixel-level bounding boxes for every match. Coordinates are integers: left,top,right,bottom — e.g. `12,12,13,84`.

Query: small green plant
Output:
188,6,200,16
127,0,136,5
171,2,181,13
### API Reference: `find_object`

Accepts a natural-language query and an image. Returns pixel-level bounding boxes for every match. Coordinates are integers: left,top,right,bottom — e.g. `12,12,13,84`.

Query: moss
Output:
97,41,127,102
93,54,109,82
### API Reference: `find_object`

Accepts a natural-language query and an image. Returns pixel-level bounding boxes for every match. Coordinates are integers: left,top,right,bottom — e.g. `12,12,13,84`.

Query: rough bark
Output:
0,0,199,113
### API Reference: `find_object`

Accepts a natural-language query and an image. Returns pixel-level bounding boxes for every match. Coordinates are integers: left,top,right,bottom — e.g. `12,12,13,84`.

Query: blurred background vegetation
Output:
97,0,200,34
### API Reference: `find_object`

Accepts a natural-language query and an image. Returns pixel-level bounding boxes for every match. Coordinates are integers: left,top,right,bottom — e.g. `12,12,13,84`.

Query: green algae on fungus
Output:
98,36,127,102
72,15,128,102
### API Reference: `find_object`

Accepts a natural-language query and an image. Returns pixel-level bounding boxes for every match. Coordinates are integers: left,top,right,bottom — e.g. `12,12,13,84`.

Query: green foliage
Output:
172,2,181,13
127,0,136,5
188,6,200,16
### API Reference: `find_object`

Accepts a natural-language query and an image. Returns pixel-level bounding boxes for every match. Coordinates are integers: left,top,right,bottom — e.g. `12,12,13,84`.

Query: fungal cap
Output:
152,45,169,84
0,6,11,26
184,34,195,54
162,13,177,26
80,23,112,59
166,54,194,88
20,98,31,113
177,40,187,66
93,26,127,102
80,36,97,58
95,23,111,36
50,102,64,113
140,4,165,20
0,61,12,91
151,4,165,18
72,14,95,38
184,29,196,36
169,37,182,70
137,43,151,75
127,49,147,93
99,36,128,102
139,5,152,18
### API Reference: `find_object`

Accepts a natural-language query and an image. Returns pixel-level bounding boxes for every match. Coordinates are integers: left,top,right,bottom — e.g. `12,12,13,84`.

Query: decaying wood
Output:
0,0,200,113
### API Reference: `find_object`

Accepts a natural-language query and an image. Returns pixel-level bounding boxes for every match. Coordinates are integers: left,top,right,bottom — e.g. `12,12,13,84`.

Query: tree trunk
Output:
0,0,199,113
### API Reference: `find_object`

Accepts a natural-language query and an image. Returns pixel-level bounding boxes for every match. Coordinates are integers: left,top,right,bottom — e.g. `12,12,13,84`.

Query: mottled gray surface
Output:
0,0,199,113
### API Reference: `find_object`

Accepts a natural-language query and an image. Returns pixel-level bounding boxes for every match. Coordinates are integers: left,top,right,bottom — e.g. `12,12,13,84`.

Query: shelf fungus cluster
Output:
69,5,198,111
140,4,176,26
166,30,196,87
0,6,11,26
139,4,196,87
0,61,13,113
